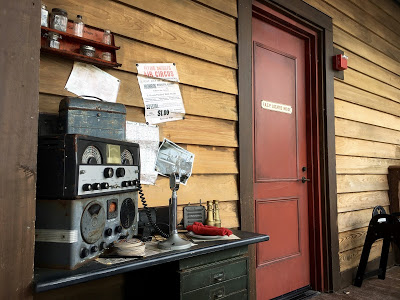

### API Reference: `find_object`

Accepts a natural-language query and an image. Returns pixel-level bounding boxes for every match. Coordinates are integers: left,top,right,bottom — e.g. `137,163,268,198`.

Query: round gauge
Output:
82,146,102,164
81,201,106,244
120,198,136,229
121,149,134,165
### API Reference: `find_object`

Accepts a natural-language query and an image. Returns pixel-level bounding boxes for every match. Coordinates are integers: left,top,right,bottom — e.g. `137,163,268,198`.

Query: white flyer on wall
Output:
136,63,185,125
65,62,120,103
125,121,159,185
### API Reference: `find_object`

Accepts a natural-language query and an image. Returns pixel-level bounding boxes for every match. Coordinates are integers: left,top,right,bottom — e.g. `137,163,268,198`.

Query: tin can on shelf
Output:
80,45,96,57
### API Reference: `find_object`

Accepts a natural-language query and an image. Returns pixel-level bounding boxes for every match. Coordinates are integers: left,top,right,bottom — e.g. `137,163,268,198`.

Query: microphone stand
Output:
157,173,192,250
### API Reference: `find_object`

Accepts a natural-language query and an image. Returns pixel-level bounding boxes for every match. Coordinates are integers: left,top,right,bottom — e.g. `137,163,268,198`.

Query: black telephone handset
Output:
138,182,170,238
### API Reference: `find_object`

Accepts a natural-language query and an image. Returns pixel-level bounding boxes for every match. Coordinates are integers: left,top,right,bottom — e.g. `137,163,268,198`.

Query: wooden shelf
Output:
40,21,121,69
40,47,121,68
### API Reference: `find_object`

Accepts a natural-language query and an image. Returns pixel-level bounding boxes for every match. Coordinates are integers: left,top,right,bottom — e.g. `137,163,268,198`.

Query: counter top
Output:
34,230,269,293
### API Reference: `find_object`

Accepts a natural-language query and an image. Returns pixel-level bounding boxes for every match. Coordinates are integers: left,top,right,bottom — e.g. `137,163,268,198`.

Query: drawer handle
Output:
213,272,224,282
212,287,225,299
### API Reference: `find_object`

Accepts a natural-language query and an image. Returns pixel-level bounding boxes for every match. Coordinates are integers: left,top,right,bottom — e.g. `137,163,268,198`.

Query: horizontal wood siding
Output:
40,0,238,227
303,0,400,274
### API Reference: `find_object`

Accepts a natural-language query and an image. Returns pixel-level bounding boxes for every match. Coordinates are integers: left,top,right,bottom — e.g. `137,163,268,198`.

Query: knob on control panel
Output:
116,167,125,177
101,182,109,189
99,242,107,250
122,181,129,187
115,226,122,233
105,228,112,237
91,245,99,253
80,248,89,258
92,183,101,190
104,167,114,178
82,184,92,191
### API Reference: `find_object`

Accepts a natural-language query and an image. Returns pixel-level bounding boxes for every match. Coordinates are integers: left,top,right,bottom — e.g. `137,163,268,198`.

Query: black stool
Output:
354,206,400,287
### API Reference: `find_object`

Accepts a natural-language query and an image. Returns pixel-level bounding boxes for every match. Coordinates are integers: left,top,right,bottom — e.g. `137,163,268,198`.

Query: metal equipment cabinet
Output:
179,246,248,299
126,246,249,299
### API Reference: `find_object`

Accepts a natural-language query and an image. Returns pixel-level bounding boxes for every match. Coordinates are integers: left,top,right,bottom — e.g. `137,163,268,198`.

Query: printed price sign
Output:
137,63,185,125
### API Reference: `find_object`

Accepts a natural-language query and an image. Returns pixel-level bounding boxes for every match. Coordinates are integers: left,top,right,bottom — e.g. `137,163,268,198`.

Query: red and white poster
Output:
136,63,185,125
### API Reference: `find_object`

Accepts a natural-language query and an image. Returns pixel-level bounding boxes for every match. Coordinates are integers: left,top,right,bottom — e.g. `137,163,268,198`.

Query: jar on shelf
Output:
50,8,68,32
74,15,84,37
47,32,61,49
80,45,96,57
103,30,112,45
102,52,112,62
41,4,49,27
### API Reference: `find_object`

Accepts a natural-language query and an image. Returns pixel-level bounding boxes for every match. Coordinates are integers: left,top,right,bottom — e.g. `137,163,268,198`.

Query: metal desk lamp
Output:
157,172,192,250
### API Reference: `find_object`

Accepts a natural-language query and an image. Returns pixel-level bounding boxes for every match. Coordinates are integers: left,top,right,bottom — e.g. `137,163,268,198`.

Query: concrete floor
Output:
314,266,400,300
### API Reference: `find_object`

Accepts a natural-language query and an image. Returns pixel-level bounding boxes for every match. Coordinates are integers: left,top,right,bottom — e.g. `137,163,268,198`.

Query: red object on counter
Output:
186,222,233,236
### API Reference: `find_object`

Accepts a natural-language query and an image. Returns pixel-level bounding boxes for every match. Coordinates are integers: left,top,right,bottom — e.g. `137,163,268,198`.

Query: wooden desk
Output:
34,230,269,299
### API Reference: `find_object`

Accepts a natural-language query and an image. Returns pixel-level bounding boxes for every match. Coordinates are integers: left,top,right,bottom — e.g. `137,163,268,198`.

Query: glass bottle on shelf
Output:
74,15,84,37
41,3,49,27
103,30,112,45
50,8,68,32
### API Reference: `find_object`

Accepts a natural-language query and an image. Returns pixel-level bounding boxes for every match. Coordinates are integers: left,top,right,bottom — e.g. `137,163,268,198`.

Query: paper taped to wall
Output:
65,62,120,103
136,63,185,125
126,121,159,185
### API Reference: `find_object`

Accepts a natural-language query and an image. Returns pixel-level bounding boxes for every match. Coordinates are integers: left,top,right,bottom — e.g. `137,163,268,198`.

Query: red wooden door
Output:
253,12,311,300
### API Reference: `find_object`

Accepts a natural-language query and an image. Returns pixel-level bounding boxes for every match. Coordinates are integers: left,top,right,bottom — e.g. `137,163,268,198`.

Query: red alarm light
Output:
333,54,348,71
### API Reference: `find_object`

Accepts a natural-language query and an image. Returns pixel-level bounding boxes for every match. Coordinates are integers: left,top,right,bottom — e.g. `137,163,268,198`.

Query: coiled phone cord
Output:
138,183,169,238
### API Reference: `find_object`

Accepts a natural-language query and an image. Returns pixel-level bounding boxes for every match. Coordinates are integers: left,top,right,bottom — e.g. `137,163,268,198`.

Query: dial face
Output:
81,201,106,244
121,149,134,165
120,198,135,229
82,146,102,164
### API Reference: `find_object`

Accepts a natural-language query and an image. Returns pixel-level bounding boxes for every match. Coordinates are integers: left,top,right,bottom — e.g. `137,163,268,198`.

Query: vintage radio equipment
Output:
36,134,140,199
35,192,138,269
59,97,127,140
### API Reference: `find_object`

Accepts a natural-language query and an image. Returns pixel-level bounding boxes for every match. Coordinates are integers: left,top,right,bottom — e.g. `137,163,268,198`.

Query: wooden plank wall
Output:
303,0,400,276
40,0,239,228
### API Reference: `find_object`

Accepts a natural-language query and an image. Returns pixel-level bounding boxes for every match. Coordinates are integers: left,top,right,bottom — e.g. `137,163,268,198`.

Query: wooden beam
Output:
336,155,400,175
39,56,238,121
335,118,400,146
141,174,239,206
343,69,400,103
115,36,238,94
304,0,400,63
338,206,389,232
116,0,237,42
337,174,388,194
337,191,390,213
327,0,400,51
335,99,400,131
339,240,385,271
333,26,400,75
0,1,40,299
333,49,400,90
44,0,237,68
195,0,237,17
336,136,400,160
339,227,368,253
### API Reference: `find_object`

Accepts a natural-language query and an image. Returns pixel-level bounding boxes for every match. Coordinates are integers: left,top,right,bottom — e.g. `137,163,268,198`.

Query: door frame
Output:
238,0,339,298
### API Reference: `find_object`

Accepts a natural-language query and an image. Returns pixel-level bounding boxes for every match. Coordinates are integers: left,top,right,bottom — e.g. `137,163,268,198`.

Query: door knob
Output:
300,177,310,183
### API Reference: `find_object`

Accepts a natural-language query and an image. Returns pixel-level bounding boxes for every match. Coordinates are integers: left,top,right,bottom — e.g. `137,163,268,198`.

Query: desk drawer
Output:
181,275,247,300
181,257,248,293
